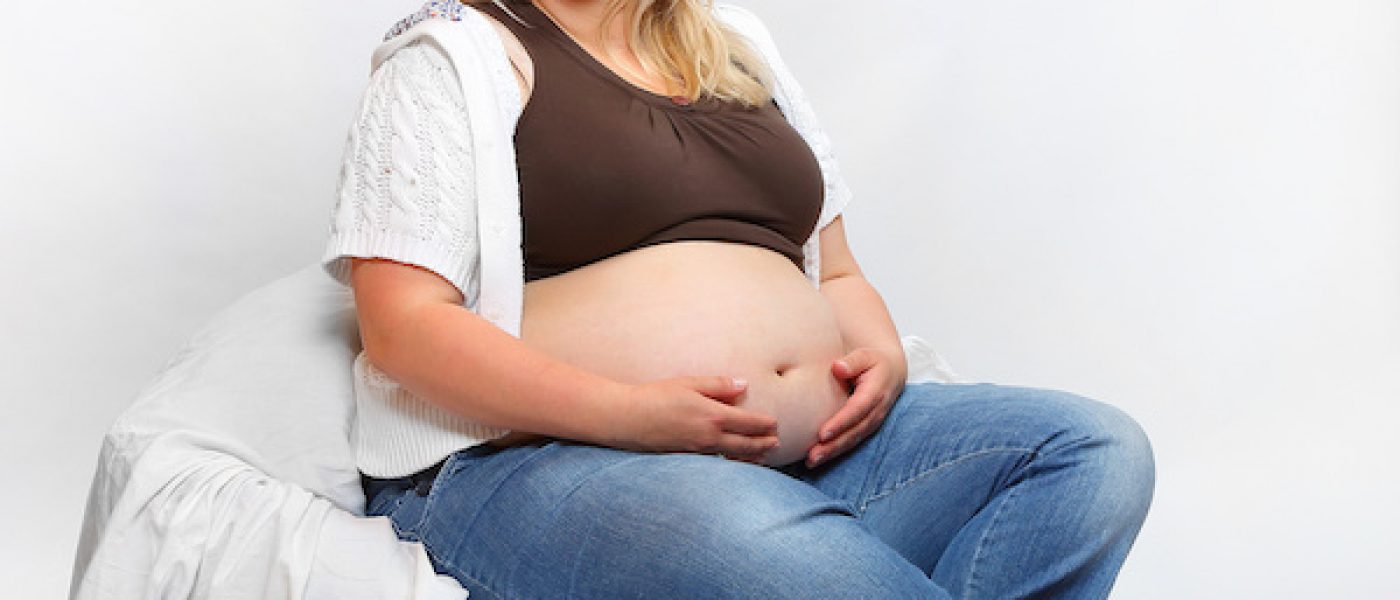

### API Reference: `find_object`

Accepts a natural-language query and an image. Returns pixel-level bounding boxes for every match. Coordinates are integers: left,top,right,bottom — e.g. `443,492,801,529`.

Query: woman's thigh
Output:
371,441,952,599
781,380,1156,576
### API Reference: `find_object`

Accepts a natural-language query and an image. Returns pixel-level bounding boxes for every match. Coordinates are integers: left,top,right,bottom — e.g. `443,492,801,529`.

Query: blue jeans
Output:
362,381,1155,599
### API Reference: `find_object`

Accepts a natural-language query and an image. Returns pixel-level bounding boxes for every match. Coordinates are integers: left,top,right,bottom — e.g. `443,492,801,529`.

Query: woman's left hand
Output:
807,347,907,468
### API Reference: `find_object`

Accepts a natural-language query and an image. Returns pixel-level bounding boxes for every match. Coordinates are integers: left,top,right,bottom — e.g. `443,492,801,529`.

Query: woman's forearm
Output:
366,301,632,444
819,274,908,380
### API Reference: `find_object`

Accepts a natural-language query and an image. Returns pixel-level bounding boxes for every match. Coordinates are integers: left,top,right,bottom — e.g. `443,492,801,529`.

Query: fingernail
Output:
810,452,826,466
835,360,849,371
732,377,748,389
819,430,833,442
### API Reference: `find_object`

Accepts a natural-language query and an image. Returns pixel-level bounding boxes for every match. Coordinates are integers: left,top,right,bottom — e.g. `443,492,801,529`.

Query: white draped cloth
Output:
70,265,466,599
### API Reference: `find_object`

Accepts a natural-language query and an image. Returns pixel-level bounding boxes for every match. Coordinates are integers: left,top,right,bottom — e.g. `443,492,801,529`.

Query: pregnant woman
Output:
323,0,1155,597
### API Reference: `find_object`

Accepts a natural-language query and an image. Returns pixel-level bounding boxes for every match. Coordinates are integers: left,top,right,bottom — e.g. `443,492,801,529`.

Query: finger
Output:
816,383,880,443
807,422,865,468
718,433,780,458
832,348,877,379
728,452,769,465
688,375,749,402
716,448,769,464
809,406,888,468
717,405,778,435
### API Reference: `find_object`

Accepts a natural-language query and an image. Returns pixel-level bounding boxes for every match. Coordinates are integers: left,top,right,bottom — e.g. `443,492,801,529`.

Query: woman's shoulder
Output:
382,0,483,44
375,1,505,68
373,40,460,96
371,2,515,95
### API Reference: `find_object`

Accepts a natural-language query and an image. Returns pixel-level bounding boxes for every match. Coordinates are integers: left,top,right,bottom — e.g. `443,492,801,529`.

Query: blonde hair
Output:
468,0,774,106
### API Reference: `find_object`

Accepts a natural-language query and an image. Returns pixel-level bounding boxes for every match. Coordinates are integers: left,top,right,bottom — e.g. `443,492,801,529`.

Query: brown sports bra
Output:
470,0,825,282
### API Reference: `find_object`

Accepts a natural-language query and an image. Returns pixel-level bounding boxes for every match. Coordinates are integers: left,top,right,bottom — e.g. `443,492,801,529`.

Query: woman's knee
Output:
1016,386,1157,524
898,383,1154,479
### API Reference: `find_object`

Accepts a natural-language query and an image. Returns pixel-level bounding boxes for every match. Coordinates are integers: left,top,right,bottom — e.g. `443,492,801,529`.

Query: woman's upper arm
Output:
818,214,862,282
349,257,464,364
320,41,482,310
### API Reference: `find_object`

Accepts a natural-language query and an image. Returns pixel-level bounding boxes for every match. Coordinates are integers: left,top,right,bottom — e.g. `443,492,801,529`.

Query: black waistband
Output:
360,455,450,501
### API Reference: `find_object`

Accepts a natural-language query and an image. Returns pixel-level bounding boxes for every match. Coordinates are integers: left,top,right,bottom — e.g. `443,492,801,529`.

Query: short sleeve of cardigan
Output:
320,40,480,303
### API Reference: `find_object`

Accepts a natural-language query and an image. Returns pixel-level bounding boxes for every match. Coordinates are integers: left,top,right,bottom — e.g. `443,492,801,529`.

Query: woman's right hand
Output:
605,376,780,462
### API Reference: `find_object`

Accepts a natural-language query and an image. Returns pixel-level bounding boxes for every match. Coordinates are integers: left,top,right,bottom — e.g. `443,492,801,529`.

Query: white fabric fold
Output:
70,264,466,600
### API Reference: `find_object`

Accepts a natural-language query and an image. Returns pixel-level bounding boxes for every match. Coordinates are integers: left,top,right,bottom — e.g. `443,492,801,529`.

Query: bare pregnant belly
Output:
509,240,850,466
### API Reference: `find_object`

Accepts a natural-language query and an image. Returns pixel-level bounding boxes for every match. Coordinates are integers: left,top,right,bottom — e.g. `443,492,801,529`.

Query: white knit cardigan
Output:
322,1,960,478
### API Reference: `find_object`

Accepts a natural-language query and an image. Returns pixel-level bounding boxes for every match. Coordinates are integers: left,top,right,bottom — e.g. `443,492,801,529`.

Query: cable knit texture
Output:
324,41,481,305
321,2,878,478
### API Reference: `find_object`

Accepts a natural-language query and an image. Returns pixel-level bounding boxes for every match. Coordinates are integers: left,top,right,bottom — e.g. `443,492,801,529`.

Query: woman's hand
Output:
807,347,908,468
604,376,780,462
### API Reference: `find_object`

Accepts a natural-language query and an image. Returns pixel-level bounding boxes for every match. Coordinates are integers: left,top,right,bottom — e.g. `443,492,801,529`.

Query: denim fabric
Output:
362,381,1155,599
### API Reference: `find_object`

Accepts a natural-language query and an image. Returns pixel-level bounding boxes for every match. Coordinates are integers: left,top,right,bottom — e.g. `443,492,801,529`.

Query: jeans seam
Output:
966,472,1027,599
385,496,420,544
422,442,557,556
413,501,514,600
857,447,1035,513
418,453,460,529
552,453,657,595
423,542,507,600
847,393,910,515
382,453,461,539
417,447,539,600
369,488,401,519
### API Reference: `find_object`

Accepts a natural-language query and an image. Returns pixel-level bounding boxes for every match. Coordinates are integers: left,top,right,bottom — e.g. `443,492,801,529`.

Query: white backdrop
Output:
2,0,1396,598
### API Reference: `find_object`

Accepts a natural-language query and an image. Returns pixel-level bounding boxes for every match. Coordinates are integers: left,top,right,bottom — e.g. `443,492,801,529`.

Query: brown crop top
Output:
471,0,825,282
